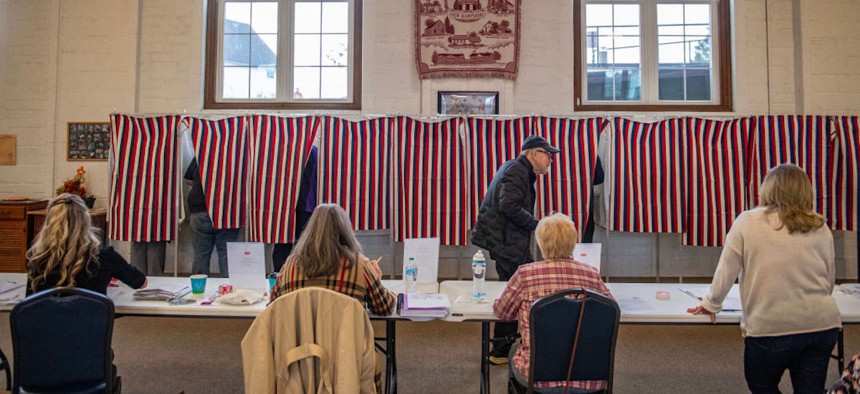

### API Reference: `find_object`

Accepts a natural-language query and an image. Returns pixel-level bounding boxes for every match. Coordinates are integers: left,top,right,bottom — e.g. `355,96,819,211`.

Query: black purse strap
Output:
563,290,588,394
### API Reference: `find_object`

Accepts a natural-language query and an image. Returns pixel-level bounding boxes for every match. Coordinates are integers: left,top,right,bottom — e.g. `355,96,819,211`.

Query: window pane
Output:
658,69,684,100
225,2,251,32
250,66,276,98
685,4,711,25
686,36,710,65
295,2,321,33
658,24,683,37
223,67,250,98
294,66,321,99
614,36,640,65
294,34,321,66
658,36,684,65
321,67,348,99
250,34,277,66
223,34,251,66
321,34,348,66
614,4,639,28
321,2,349,34
614,69,641,100
251,2,278,34
657,4,683,26
686,69,712,100
587,70,614,101
586,4,612,27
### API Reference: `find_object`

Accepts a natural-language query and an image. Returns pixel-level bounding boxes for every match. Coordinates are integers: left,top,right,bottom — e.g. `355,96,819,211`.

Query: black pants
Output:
271,210,313,273
744,328,839,394
492,258,530,351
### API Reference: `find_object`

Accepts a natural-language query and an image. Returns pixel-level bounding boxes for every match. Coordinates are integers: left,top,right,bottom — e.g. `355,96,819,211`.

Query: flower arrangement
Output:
56,166,95,207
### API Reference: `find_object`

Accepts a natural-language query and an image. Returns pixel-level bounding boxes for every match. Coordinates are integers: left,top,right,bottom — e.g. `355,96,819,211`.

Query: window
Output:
574,0,731,111
205,0,362,110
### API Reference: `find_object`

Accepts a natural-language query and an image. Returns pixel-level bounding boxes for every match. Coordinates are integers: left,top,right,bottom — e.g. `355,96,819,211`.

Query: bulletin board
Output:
67,122,110,161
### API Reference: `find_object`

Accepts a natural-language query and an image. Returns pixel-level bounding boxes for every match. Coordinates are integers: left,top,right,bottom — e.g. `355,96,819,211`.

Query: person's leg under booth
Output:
490,260,520,365
190,212,217,275
131,241,165,276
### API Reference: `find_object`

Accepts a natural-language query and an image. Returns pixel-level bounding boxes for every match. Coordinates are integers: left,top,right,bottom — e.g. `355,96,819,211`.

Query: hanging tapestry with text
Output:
415,0,521,79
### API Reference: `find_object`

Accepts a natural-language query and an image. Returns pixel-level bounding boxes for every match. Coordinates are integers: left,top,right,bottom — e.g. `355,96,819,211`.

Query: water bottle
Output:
472,250,486,302
404,257,418,293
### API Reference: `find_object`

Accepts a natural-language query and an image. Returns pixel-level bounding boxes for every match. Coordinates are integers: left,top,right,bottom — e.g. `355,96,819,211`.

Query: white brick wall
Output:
1,0,858,277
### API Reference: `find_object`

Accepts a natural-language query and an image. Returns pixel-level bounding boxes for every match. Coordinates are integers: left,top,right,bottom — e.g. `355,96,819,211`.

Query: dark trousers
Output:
744,328,839,394
492,258,530,351
271,210,313,273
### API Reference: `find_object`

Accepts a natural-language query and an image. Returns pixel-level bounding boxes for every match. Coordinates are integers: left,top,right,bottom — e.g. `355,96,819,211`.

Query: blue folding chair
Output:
11,287,118,393
509,288,620,394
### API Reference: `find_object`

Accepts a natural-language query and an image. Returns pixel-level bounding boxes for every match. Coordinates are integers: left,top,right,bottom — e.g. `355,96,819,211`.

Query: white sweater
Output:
702,207,841,337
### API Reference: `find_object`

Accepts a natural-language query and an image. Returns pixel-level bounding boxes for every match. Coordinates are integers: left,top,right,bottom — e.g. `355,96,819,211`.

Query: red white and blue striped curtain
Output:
684,118,754,246
749,116,833,222
465,117,534,226
392,117,468,245
189,116,248,229
834,116,859,231
534,117,603,239
319,116,390,230
607,118,686,233
246,115,319,243
108,114,181,242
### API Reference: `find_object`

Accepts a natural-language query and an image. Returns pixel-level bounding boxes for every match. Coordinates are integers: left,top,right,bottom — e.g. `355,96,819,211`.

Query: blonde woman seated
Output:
27,193,147,295
270,203,396,315
493,213,612,392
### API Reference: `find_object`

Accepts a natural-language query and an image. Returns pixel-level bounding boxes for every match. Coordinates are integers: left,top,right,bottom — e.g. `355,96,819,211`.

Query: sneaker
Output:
488,347,509,365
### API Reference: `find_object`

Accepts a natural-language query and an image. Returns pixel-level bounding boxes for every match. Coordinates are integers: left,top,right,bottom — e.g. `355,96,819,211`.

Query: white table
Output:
439,280,860,394
0,274,432,394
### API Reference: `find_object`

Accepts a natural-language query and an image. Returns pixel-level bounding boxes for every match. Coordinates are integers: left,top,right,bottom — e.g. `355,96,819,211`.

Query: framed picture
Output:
437,91,499,115
67,122,111,161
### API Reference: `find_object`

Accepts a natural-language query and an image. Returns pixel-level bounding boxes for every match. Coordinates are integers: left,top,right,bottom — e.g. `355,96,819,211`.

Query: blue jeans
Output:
744,328,839,394
190,212,239,276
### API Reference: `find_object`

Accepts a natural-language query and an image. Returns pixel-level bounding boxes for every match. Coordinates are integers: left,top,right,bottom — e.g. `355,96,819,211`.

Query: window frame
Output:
204,0,363,110
573,0,732,112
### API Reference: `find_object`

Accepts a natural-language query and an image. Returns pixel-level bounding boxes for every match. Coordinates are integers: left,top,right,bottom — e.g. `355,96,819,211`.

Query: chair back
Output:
242,287,377,394
528,288,620,393
11,287,115,393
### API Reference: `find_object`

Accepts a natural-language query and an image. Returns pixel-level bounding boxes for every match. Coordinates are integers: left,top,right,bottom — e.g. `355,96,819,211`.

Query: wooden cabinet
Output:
0,199,48,273
28,208,107,245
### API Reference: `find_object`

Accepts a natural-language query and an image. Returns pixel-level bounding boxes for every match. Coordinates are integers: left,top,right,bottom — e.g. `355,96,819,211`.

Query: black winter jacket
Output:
471,155,538,268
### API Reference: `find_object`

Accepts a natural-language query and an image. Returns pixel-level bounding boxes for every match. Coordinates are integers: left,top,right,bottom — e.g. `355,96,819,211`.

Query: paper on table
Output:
227,242,267,290
681,287,743,311
106,286,125,300
572,243,602,271
402,238,440,284
405,293,450,310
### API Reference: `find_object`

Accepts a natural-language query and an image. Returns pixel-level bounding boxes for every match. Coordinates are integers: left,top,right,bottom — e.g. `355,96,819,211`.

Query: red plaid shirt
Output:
493,258,612,390
270,256,396,316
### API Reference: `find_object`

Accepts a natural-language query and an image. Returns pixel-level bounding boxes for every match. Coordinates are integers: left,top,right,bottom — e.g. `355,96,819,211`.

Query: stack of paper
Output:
133,283,190,301
399,293,450,318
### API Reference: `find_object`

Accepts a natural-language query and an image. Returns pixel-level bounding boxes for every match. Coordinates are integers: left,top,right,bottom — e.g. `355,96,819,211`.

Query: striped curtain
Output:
834,116,859,231
108,114,181,242
465,117,534,226
246,115,319,243
188,116,248,229
607,118,686,233
319,116,390,230
534,117,603,240
684,118,754,246
749,116,833,221
392,117,468,245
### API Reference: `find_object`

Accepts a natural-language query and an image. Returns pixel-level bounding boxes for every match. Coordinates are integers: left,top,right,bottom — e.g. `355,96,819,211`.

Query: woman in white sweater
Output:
689,163,841,393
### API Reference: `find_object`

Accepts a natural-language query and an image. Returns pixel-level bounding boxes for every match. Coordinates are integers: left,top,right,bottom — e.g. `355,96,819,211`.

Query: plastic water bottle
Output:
404,257,418,293
472,250,486,302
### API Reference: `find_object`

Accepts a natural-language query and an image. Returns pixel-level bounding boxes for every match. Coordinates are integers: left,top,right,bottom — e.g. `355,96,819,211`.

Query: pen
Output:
452,313,463,317
680,289,702,301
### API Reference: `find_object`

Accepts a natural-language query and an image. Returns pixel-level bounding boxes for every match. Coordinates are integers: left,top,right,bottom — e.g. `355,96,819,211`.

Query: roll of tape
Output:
656,291,670,300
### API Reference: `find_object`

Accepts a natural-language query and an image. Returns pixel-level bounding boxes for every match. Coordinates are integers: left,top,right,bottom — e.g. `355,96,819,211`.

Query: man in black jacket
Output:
471,135,559,364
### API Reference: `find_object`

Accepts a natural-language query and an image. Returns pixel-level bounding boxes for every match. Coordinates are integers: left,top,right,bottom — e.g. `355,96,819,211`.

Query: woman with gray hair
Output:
27,193,147,294
689,163,841,393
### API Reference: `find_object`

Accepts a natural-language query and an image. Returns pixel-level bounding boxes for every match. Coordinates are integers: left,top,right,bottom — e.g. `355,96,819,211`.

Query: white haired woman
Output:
689,163,841,393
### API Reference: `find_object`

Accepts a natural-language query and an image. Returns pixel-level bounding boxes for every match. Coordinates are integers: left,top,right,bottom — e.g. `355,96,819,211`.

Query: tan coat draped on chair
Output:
241,287,377,394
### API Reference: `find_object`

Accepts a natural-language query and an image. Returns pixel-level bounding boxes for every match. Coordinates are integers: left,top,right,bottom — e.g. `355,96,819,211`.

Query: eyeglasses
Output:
535,150,554,159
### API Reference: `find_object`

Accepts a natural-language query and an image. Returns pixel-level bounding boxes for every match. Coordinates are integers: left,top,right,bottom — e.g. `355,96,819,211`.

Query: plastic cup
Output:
190,274,208,294
267,274,278,290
